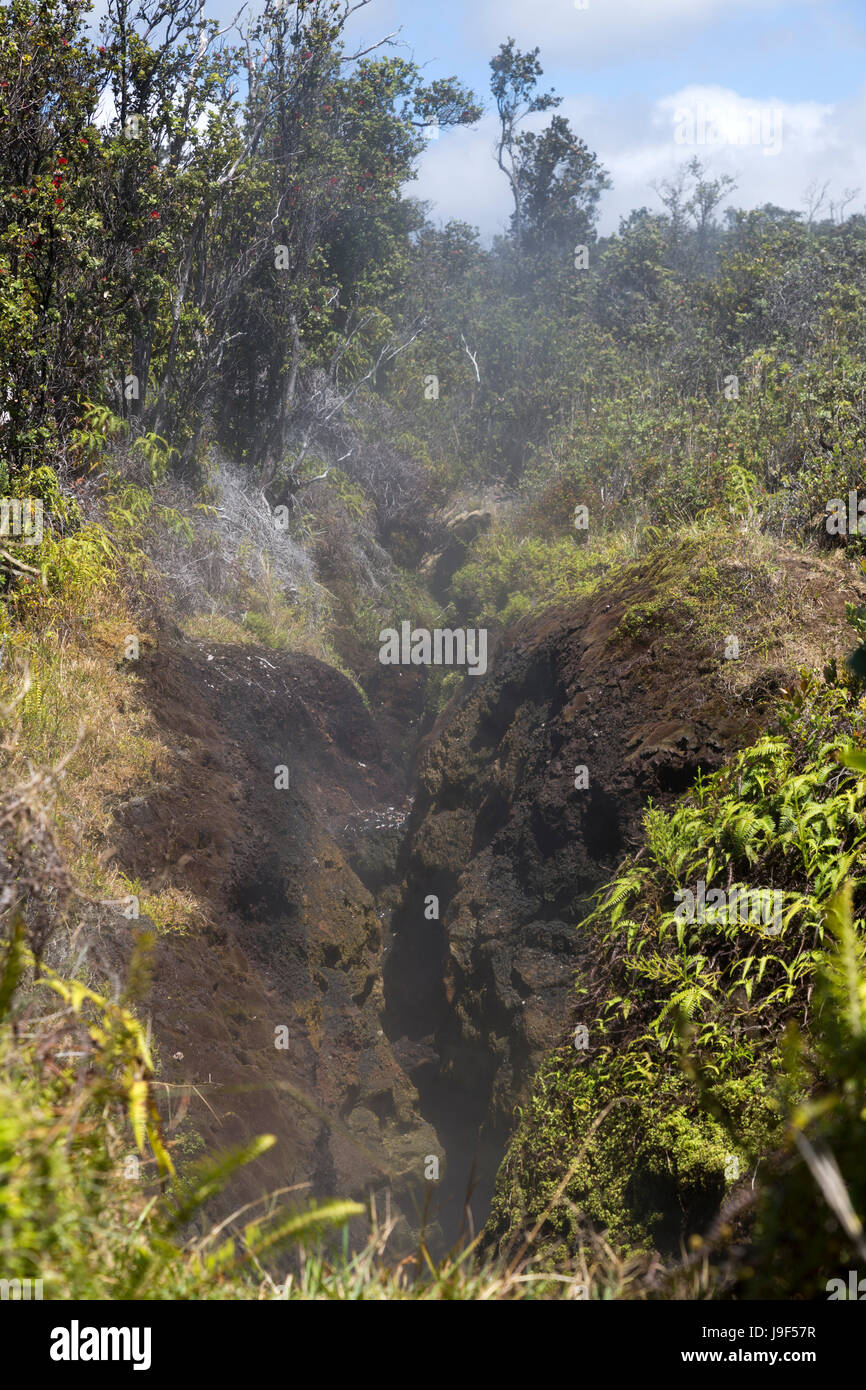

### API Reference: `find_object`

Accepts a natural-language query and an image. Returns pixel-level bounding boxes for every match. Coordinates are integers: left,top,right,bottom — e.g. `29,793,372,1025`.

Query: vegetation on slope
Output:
489,665,866,1298
3,0,866,1298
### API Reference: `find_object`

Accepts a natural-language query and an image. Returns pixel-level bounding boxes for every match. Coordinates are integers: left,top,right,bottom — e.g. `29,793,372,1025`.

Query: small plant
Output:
131,432,180,486
69,401,128,470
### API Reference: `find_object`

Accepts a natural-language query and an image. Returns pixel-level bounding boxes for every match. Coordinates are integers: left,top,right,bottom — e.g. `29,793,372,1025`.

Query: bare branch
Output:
461,333,481,384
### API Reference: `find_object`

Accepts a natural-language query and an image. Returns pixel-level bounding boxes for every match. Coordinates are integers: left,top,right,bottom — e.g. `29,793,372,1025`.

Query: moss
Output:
423,666,462,720
450,524,629,628
489,1039,781,1261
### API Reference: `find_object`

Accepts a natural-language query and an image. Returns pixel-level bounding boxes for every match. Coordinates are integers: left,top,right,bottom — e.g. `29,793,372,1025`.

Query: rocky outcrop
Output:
418,491,514,602
383,542,865,1234
93,539,864,1248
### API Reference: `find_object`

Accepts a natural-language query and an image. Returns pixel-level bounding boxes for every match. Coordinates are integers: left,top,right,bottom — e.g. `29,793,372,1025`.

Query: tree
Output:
489,38,559,255
512,112,610,257
684,157,736,260
652,157,736,274
0,0,110,477
214,35,480,478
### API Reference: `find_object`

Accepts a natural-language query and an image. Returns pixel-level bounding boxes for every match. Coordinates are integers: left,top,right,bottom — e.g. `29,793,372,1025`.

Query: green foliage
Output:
131,432,179,486
741,883,866,1296
69,402,129,469
450,523,617,627
490,676,866,1268
0,929,365,1299
325,468,372,522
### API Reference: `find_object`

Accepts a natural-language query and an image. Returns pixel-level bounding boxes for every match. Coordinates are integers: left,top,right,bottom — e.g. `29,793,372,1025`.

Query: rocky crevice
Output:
379,546,865,1238
94,544,863,1247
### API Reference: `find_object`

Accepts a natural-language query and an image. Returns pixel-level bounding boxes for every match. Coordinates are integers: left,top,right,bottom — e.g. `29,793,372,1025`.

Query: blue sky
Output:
364,0,866,107
341,0,866,237
92,0,866,238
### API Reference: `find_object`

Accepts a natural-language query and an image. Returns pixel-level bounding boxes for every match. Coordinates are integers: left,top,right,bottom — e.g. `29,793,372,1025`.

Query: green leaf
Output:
167,1135,277,1230
242,1199,365,1261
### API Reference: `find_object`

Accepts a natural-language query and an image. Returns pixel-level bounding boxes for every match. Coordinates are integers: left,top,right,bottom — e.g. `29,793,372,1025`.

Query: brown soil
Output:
100,623,438,1238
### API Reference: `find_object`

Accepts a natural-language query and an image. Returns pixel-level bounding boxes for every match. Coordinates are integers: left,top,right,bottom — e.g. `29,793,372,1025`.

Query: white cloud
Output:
410,81,866,239
588,84,849,232
411,117,515,239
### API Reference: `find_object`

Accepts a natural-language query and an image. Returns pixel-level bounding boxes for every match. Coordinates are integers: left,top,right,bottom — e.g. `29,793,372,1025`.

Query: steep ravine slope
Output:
97,623,439,1238
382,538,866,1236
91,536,864,1251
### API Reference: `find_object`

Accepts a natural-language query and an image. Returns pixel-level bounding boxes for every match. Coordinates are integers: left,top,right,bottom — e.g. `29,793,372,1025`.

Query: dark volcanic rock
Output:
383,545,863,1234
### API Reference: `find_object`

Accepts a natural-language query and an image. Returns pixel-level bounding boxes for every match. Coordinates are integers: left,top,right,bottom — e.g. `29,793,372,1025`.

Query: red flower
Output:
54,197,64,208
149,210,159,219
57,157,68,165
